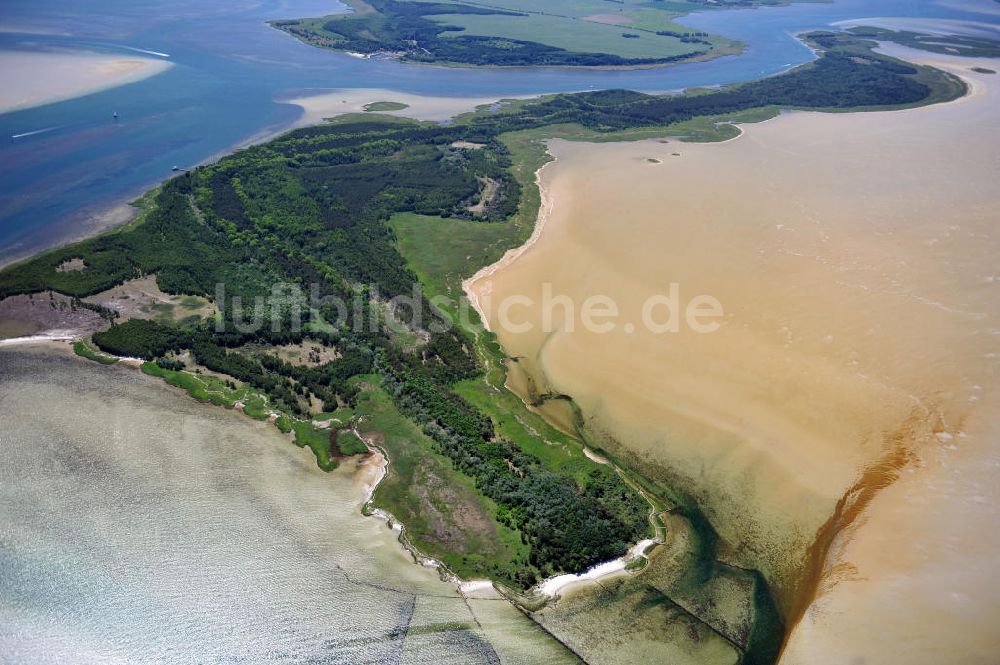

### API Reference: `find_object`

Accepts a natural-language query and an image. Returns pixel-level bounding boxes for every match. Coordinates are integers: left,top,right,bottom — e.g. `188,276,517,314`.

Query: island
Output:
0,31,967,665
271,0,768,68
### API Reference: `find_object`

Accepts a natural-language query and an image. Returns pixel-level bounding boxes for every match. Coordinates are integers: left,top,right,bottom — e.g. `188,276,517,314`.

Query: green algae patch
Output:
73,340,118,365
363,101,409,112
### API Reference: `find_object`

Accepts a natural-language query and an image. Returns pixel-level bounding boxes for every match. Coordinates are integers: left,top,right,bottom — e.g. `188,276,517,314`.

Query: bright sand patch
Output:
0,49,172,115
283,88,523,125
467,53,1000,661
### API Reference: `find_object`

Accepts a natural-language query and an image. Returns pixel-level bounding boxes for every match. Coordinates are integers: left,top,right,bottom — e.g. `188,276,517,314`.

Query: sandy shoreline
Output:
0,49,172,116
463,158,557,328
534,538,657,598
282,88,526,127
0,333,76,348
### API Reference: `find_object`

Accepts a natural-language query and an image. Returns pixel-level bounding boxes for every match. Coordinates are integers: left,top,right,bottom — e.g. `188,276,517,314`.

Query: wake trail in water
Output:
11,125,65,140
118,45,171,58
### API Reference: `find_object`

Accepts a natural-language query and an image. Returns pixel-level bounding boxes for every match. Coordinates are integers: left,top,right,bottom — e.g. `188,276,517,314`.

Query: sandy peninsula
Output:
282,87,523,125
0,49,172,115
466,49,1000,663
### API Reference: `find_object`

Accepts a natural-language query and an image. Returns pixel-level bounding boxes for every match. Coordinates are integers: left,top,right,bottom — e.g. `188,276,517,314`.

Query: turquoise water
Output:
0,0,995,264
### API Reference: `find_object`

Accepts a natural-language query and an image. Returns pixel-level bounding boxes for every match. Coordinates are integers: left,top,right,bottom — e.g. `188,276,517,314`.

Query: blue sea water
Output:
0,0,996,264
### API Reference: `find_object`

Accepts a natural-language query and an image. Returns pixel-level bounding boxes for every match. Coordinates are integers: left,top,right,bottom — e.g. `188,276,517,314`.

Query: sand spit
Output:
467,50,1000,663
0,49,172,115
0,331,77,347
283,88,526,126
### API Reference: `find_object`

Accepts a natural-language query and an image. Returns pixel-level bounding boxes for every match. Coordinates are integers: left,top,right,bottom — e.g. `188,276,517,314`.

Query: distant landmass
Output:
270,0,794,68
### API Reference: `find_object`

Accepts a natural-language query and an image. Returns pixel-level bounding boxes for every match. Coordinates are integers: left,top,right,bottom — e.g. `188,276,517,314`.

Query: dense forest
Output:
0,32,964,596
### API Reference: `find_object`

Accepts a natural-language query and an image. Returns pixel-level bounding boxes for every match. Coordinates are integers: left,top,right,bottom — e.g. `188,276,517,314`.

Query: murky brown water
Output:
469,50,1000,663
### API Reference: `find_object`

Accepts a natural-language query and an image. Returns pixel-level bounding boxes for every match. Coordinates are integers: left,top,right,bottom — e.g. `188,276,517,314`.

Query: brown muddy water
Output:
468,50,1000,664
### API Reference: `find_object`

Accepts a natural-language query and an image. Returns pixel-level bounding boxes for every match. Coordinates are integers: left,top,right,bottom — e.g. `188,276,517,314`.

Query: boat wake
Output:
119,45,171,58
11,125,64,140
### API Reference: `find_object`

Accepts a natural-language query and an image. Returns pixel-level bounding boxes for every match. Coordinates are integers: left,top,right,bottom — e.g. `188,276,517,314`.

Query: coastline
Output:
0,231,657,613
0,346,588,663
461,107,779,325
0,199,141,272
0,334,76,348
462,157,557,329
0,90,528,272
1,338,479,592
355,437,464,583
462,150,670,604
534,538,658,598
356,418,656,604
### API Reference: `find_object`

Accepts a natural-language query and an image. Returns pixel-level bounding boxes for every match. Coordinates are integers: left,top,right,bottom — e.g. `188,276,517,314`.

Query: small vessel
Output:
113,111,119,119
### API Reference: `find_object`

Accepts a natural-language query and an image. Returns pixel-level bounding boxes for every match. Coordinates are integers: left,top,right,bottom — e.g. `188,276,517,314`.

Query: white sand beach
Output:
283,87,524,125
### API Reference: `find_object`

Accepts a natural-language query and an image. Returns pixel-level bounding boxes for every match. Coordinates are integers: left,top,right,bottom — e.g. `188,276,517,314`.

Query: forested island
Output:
272,0,758,68
0,32,965,665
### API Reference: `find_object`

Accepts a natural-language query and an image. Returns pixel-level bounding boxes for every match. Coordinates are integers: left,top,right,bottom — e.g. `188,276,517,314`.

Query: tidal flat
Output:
284,87,519,125
0,49,172,115
0,347,578,665
467,50,1000,663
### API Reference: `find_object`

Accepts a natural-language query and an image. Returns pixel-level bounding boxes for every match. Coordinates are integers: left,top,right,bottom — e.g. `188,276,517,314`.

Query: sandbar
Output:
283,87,524,125
0,49,172,115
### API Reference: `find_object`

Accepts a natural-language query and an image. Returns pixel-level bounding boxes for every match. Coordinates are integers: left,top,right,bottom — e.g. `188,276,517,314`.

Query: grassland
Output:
271,0,746,68
351,376,532,579
290,420,341,470
427,12,708,60
141,361,268,413
363,101,410,111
